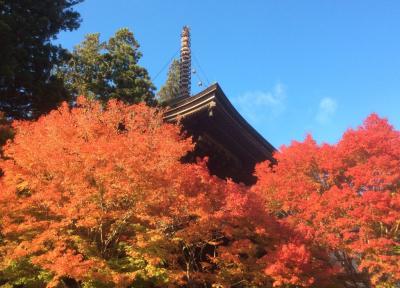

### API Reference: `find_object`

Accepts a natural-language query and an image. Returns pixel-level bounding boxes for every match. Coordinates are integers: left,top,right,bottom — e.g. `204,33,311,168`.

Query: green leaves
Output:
157,59,180,104
0,258,53,288
58,28,155,105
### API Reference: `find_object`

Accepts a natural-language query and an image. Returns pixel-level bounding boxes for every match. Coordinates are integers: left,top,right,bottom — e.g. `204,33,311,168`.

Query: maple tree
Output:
0,98,292,287
253,114,400,287
0,96,398,288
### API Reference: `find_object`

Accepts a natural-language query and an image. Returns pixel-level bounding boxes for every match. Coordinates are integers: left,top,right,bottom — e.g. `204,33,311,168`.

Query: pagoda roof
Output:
164,83,276,167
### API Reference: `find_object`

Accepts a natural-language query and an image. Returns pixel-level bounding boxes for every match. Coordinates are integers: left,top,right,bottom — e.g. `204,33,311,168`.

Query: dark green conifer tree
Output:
58,28,155,105
157,59,180,104
0,0,83,118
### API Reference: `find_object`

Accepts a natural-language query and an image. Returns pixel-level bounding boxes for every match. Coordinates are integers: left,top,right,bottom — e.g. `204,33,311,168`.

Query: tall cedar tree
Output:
58,28,155,105
0,0,82,119
157,59,180,104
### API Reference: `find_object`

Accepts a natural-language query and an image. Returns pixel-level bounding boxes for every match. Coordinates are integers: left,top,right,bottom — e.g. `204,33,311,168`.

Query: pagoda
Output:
164,27,275,185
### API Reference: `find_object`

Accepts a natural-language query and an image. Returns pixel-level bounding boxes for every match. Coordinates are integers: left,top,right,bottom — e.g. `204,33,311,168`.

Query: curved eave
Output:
163,83,276,162
163,84,218,121
212,84,276,155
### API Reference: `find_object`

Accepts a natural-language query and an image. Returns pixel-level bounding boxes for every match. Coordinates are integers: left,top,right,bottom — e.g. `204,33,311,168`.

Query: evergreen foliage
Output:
0,0,82,118
58,28,155,105
157,59,180,104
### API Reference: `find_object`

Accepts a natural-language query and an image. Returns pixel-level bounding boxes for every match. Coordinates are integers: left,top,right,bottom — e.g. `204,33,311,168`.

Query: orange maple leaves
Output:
253,114,400,287
0,98,273,286
0,98,398,288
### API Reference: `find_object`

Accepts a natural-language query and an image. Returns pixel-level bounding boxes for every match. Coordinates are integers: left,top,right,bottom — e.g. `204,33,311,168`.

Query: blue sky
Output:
56,0,400,148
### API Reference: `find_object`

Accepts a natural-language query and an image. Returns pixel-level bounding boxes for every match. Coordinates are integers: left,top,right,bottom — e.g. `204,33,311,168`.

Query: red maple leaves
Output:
0,98,398,288
254,114,400,287
0,98,273,286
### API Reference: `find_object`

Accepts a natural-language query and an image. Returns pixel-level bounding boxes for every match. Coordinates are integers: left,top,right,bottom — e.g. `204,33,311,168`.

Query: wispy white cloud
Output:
315,97,338,124
232,83,286,124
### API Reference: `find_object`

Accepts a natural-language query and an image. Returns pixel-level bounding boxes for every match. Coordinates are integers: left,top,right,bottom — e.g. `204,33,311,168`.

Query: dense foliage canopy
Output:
0,0,82,118
253,114,400,287
58,29,155,105
0,99,279,287
3,2,397,286
0,98,398,287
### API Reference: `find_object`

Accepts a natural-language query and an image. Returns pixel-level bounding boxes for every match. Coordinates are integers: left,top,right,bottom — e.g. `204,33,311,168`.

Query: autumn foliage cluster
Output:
0,99,399,288
254,115,400,287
